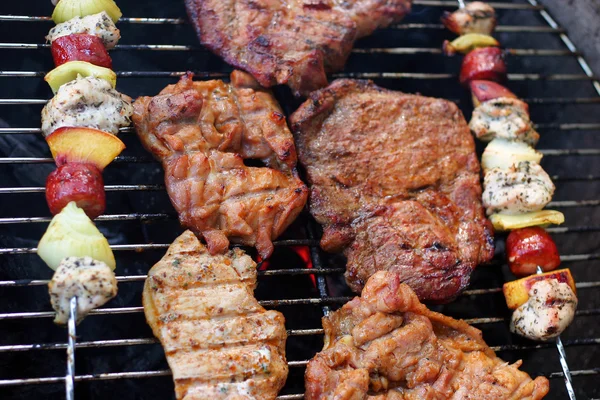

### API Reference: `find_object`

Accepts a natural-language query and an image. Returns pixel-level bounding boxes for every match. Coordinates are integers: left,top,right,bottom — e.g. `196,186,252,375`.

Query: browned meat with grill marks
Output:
305,271,550,400
143,230,288,399
290,79,494,302
184,0,412,96
133,71,308,259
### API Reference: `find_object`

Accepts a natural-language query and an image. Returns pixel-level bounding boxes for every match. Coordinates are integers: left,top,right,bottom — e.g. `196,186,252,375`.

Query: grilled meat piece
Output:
305,271,550,399
483,161,555,216
49,256,117,325
184,0,411,96
143,230,288,400
511,278,577,341
441,1,497,36
290,79,493,301
133,71,308,259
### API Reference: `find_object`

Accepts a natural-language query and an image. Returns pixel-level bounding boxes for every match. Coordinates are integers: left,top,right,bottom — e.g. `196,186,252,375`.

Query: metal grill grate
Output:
0,0,599,399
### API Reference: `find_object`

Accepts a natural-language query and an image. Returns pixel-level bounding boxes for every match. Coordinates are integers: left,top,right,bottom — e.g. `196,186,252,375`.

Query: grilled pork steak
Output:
133,71,308,259
143,230,288,400
305,271,550,399
184,0,412,96
290,79,494,302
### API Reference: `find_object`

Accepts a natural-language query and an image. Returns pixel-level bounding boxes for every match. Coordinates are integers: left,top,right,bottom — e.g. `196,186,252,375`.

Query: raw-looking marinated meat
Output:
133,71,308,259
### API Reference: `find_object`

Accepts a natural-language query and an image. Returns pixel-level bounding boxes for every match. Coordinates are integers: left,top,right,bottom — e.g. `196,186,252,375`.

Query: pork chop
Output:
143,230,288,400
290,79,494,302
305,271,550,399
133,71,308,259
185,0,412,96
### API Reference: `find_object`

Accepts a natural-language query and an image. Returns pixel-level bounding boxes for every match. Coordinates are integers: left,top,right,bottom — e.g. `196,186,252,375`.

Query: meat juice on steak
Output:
185,0,412,96
290,79,494,302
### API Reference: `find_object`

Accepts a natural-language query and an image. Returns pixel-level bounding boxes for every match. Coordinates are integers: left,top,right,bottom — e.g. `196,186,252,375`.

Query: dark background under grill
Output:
0,0,599,399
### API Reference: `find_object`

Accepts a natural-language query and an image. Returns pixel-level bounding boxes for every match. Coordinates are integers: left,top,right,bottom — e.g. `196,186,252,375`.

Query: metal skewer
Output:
66,297,77,400
536,266,576,400
457,0,466,9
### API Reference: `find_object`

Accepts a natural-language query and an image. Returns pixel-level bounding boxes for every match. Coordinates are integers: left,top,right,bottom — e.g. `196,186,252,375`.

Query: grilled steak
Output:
133,71,308,259
143,230,288,399
184,0,412,96
290,79,494,302
305,271,550,399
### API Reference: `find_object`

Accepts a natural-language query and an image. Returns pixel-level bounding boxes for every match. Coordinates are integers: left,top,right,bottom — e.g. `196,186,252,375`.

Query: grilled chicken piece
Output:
291,79,493,302
46,11,121,49
48,256,117,325
185,0,411,96
41,76,133,136
305,271,550,400
483,161,555,215
143,230,288,400
133,71,308,259
469,97,540,146
511,279,577,341
441,1,497,35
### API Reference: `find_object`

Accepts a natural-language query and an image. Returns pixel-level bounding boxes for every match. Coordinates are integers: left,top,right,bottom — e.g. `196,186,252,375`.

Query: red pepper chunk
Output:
51,34,112,69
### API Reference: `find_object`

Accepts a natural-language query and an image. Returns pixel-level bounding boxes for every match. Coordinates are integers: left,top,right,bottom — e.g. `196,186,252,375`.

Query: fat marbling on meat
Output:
185,0,412,96
290,79,494,302
133,71,308,259
305,271,550,399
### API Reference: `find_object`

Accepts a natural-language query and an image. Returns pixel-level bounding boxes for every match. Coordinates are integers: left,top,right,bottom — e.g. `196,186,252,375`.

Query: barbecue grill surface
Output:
0,1,599,399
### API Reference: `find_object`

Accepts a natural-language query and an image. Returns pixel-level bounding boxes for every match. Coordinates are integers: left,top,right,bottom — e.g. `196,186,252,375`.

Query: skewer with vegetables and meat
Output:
38,0,131,325
442,1,577,343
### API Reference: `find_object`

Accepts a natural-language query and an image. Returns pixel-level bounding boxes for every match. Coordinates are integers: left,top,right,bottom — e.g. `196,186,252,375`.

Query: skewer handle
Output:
536,266,576,400
66,296,77,400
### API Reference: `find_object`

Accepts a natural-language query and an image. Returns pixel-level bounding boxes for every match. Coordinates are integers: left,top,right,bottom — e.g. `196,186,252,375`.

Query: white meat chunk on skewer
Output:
510,279,577,341
41,76,133,136
46,11,121,49
443,1,497,35
470,97,540,146
48,256,118,325
483,161,555,216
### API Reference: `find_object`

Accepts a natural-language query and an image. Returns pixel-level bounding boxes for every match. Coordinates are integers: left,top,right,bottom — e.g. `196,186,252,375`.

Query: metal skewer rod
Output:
66,297,77,400
457,0,466,9
536,266,576,399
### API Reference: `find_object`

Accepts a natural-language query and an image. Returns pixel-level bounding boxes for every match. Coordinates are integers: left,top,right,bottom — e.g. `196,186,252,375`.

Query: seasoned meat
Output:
185,0,411,96
41,76,133,136
441,1,497,35
143,230,288,400
511,279,577,341
305,271,550,400
46,11,121,49
290,79,493,301
133,71,308,259
483,161,555,215
48,256,117,325
469,97,540,146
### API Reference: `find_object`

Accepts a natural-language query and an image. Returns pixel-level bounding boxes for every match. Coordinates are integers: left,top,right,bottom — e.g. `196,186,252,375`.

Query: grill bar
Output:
0,43,583,57
1,333,598,356
3,97,600,106
1,367,597,390
0,298,598,321
1,71,597,81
